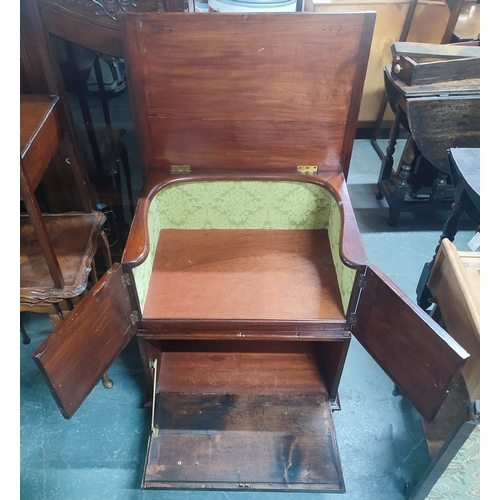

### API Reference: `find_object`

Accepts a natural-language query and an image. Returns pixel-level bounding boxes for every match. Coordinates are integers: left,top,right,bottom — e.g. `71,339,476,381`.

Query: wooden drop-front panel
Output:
143,393,344,491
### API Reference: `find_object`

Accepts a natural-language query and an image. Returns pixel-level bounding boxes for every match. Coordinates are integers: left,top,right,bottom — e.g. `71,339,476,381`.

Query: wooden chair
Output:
20,94,114,387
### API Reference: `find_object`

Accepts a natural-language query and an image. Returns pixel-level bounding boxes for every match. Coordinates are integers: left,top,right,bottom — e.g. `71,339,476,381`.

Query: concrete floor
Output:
19,86,479,499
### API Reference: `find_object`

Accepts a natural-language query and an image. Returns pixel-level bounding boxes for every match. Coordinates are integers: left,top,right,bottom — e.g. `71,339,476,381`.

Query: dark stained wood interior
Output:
143,229,344,322
143,393,344,491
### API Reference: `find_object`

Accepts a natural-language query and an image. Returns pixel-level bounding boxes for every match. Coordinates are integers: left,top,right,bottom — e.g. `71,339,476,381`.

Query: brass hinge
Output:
170,164,191,174
130,311,139,325
297,165,318,175
121,273,132,288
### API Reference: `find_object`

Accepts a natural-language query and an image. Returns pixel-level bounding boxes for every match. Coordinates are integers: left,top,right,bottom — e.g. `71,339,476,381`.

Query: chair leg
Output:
20,319,31,345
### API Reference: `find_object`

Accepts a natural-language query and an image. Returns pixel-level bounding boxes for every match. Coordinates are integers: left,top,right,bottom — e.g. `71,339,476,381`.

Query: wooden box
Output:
31,12,470,493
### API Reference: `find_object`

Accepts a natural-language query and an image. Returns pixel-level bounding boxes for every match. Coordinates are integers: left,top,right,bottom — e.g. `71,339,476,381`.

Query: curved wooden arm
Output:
323,172,368,269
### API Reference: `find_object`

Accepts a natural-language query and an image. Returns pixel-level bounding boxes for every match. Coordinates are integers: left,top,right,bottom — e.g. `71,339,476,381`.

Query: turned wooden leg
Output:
376,107,402,201
387,136,416,226
20,322,31,345
102,372,114,389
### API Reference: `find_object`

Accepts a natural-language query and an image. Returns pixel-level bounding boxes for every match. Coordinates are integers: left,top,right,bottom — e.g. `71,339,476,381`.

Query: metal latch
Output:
297,165,318,175
170,164,191,174
151,359,159,437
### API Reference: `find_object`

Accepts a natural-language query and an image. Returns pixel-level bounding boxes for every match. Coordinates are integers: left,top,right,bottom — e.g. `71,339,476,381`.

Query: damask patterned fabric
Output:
133,180,356,311
426,425,480,499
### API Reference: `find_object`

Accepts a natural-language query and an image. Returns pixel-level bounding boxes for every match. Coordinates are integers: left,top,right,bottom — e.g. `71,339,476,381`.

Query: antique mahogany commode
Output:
32,12,469,492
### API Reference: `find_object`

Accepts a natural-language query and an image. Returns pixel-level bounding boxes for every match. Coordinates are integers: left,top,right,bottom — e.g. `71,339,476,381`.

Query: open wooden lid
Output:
119,12,375,177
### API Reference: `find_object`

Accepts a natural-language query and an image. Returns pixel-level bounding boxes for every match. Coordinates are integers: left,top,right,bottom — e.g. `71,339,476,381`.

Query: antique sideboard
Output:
31,12,470,492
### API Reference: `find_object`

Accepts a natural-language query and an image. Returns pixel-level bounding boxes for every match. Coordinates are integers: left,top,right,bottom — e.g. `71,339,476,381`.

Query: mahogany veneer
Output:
143,229,344,322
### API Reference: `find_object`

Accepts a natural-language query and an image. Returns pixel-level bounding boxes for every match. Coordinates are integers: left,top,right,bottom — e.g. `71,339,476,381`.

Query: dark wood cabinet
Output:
31,12,470,493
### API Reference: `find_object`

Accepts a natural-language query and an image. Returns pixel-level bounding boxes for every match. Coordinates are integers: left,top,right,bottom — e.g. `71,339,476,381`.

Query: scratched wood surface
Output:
143,393,344,491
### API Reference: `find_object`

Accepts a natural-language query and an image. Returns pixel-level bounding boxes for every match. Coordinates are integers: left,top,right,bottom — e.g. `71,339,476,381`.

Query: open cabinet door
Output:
31,264,138,419
353,265,469,421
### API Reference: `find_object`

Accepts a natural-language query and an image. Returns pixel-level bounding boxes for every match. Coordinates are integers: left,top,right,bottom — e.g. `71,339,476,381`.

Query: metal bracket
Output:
357,274,366,289
348,313,357,329
151,359,159,437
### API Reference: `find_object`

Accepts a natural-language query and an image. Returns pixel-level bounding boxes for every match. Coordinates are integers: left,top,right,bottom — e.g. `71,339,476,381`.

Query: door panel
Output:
32,264,137,418
353,265,469,421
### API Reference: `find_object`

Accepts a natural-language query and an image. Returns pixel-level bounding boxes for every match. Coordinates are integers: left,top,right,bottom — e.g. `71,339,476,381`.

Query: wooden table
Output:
376,65,479,225
20,95,111,346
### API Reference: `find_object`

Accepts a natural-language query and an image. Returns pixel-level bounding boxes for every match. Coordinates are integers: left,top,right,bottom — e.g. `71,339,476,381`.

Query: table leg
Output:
376,107,402,200
416,200,466,309
387,136,416,226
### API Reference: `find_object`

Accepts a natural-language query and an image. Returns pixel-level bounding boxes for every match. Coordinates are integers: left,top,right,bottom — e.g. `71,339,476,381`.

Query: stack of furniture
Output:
375,51,479,225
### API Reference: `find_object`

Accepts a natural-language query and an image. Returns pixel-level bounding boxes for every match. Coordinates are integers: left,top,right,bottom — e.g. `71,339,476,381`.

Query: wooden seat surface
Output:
143,229,344,322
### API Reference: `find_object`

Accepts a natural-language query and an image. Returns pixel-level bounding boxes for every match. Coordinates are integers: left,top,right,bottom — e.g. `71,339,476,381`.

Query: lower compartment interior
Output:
143,392,345,492
144,339,347,398
142,339,346,491
156,349,326,395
